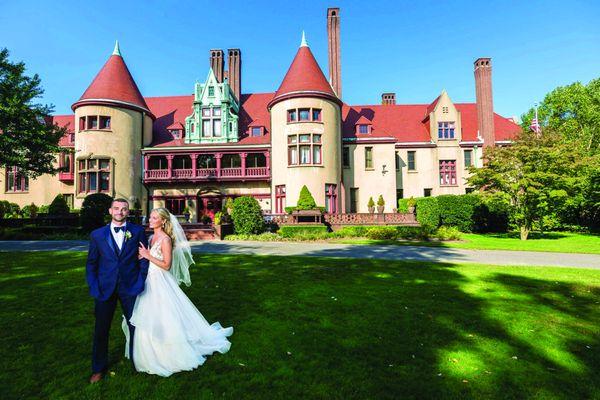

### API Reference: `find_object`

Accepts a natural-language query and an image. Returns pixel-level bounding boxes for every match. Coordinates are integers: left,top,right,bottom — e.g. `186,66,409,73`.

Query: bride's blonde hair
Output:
152,207,177,244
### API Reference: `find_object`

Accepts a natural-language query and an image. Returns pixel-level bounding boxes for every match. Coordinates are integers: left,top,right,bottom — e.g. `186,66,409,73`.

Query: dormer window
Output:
202,108,211,117
442,106,449,114
213,107,221,116
357,124,371,134
438,122,455,139
208,86,215,97
170,129,183,139
250,127,264,137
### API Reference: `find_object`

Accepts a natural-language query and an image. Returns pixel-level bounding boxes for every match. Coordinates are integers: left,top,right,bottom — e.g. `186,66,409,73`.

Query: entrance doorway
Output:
197,196,222,222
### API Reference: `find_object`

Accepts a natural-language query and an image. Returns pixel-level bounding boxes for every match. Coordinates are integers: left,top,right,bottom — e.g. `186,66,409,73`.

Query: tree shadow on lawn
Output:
0,252,598,399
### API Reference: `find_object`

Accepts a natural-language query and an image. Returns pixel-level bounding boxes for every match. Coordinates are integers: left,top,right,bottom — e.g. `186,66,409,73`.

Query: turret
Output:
268,33,342,214
71,41,153,210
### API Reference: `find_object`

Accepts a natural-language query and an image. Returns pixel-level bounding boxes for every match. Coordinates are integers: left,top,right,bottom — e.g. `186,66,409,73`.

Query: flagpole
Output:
535,102,541,136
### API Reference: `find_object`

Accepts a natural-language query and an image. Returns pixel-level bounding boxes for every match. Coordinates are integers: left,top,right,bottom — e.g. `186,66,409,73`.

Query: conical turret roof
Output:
72,42,154,118
268,33,340,109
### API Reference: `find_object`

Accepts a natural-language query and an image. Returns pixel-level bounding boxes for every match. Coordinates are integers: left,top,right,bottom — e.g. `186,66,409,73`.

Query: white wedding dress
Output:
123,236,233,377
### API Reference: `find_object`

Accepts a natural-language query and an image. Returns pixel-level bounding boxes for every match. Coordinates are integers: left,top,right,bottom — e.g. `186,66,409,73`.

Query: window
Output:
349,188,358,213
202,108,211,117
208,86,214,97
165,198,185,215
59,152,74,173
78,158,110,194
287,108,322,123
464,149,473,167
246,153,266,167
202,119,211,137
288,109,297,122
424,188,432,197
87,116,98,130
100,116,111,129
342,146,350,168
275,185,286,214
312,109,322,121
442,106,449,114
438,122,455,139
325,184,337,214
358,124,369,134
79,117,85,131
200,108,222,138
173,155,191,169
395,152,400,170
5,166,28,192
213,107,221,116
170,129,182,139
63,194,74,209
149,156,168,170
365,147,373,169
251,127,262,137
407,151,416,171
299,109,310,121
197,154,216,169
439,160,457,186
222,154,241,168
213,119,221,137
287,134,322,166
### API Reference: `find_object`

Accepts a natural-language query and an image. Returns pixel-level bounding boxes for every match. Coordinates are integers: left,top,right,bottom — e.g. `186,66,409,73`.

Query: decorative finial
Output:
113,40,121,56
300,31,308,47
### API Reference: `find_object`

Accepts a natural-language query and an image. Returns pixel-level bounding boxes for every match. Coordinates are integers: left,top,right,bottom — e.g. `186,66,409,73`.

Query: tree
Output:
467,129,594,240
231,196,264,235
296,185,317,210
521,78,600,155
0,48,66,177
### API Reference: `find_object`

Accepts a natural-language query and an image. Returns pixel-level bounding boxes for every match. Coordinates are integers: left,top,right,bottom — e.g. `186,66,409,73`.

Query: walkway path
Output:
1,240,599,269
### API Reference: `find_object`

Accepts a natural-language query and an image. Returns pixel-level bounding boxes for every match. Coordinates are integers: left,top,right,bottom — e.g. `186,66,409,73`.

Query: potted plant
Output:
407,197,416,214
377,195,385,213
367,196,375,214
183,207,191,223
225,198,235,215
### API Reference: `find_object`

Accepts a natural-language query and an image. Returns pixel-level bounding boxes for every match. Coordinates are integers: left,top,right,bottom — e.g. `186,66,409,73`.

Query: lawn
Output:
338,231,600,254
1,252,599,399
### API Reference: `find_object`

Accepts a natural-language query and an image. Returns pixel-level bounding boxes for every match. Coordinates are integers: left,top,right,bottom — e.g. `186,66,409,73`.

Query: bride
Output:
122,207,233,377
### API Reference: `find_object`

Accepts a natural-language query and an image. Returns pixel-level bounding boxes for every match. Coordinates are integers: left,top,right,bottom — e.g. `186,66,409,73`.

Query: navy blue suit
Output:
86,223,149,373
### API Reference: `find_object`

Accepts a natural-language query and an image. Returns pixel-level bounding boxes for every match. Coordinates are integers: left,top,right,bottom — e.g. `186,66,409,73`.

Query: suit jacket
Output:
86,223,150,301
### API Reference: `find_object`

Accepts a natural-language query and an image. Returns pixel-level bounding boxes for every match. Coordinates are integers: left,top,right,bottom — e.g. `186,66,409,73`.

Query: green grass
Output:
1,252,599,399
337,231,600,254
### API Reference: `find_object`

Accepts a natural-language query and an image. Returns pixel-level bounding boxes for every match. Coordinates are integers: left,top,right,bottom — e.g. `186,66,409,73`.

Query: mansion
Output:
1,8,519,222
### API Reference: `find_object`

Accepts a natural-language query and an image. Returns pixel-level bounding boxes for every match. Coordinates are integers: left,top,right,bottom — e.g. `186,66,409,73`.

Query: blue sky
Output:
1,0,599,119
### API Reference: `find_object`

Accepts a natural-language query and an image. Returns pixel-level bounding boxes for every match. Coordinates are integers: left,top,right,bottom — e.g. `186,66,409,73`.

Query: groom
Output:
85,198,149,383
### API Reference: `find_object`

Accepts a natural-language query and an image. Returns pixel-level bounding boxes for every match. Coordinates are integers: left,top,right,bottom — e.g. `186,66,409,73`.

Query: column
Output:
215,153,222,178
264,151,271,176
166,155,174,179
191,154,198,178
143,155,149,179
240,152,247,176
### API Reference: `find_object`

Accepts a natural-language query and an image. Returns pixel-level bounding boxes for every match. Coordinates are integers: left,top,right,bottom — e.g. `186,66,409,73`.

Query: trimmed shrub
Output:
437,194,481,232
49,194,70,215
21,203,39,219
365,226,398,240
278,224,328,238
367,197,375,208
231,196,265,235
331,226,371,238
395,226,430,240
473,193,510,233
415,197,440,230
80,193,113,232
377,195,385,207
435,226,462,241
297,185,317,210
397,198,409,213
38,205,49,214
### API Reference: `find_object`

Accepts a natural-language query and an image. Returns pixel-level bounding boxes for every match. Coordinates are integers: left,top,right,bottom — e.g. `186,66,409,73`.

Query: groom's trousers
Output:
92,288,136,373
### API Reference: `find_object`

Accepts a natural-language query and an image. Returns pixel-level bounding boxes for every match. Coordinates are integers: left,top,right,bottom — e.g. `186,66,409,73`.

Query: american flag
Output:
530,116,540,133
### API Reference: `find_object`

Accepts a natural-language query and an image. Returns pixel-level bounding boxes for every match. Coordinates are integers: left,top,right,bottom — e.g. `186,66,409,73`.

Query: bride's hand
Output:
138,242,151,260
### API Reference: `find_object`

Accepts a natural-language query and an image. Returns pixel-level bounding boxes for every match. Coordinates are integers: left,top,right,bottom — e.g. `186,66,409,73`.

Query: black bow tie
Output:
113,226,126,233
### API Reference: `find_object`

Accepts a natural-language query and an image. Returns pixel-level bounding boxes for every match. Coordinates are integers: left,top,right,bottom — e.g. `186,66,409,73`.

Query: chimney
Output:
381,93,396,105
327,8,342,98
227,49,241,101
474,58,495,147
209,49,224,83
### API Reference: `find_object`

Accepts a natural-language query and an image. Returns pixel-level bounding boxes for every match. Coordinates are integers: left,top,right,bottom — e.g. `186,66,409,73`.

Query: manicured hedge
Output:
231,196,265,235
437,194,481,232
278,224,328,238
415,197,440,231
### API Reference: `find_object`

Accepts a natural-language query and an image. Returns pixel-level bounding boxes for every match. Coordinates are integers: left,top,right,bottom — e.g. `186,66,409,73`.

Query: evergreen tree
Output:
297,185,317,210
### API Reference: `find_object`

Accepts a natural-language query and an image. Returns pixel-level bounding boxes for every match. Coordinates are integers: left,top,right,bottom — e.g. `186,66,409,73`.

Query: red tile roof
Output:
145,93,273,147
269,46,339,108
72,54,153,118
49,115,75,146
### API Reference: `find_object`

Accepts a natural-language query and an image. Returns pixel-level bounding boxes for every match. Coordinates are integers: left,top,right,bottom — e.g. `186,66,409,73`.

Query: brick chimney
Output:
382,93,396,105
474,58,495,146
327,8,342,98
227,49,241,101
209,49,224,83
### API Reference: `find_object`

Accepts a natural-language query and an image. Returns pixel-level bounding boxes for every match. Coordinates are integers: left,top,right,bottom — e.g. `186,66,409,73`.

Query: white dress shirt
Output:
110,222,127,250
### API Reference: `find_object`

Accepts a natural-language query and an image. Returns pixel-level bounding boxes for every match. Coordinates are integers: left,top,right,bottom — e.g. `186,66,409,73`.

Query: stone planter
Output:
368,206,375,214
377,206,384,214
214,223,233,240
408,206,415,214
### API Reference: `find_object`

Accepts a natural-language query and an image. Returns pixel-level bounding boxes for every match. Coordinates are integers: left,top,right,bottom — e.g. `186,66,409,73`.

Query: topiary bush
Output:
331,226,371,238
21,203,39,219
397,198,409,213
415,197,440,231
437,194,482,232
365,226,398,240
80,193,113,232
231,196,265,235
297,185,317,210
49,194,70,215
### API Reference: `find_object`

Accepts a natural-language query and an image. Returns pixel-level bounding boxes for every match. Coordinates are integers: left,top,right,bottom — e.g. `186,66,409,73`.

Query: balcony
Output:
143,151,271,183
58,171,74,182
